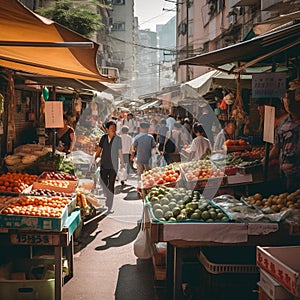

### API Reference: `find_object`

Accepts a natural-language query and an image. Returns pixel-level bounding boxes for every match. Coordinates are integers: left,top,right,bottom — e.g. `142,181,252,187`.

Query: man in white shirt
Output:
123,113,135,137
120,126,134,177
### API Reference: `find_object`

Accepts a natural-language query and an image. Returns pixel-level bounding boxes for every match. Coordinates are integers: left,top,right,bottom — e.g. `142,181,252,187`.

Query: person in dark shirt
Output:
95,120,124,213
268,87,300,192
56,115,76,154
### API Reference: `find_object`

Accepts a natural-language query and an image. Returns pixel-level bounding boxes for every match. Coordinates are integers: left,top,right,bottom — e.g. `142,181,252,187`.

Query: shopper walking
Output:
163,121,188,164
130,122,156,185
198,105,217,147
120,126,134,176
166,113,176,131
123,113,135,137
95,119,124,213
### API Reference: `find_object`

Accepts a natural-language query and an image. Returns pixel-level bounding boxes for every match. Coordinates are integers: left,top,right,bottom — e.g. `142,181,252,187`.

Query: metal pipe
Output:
0,41,94,48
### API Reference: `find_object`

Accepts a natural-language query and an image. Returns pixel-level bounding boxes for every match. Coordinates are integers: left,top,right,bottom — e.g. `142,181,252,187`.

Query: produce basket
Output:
141,175,182,196
145,195,231,224
180,159,226,190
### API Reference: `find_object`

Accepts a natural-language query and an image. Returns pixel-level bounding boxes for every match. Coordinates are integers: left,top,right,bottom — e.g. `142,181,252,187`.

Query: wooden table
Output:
145,207,300,300
0,209,81,300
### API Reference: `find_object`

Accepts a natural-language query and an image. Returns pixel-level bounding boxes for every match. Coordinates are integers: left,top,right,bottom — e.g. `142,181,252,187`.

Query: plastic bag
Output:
133,211,156,259
117,167,127,182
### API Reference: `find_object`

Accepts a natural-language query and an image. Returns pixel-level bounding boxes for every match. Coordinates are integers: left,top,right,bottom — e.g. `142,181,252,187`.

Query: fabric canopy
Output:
0,0,113,82
181,70,252,98
179,23,300,73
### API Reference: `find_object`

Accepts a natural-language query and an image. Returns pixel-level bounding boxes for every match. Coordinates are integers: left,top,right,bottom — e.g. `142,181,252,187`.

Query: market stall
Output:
0,170,106,300
143,182,300,299
138,151,300,299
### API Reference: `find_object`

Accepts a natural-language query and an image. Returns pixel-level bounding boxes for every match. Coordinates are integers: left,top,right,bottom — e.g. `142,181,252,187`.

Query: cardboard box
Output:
0,205,68,231
0,259,54,300
259,269,294,300
257,246,300,297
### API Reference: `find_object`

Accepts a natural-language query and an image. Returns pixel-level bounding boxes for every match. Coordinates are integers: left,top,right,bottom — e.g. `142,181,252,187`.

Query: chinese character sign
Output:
252,73,286,98
45,101,64,128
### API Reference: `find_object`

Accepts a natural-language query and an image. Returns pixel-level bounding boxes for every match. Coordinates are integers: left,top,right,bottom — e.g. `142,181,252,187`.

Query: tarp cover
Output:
181,70,252,98
0,0,112,82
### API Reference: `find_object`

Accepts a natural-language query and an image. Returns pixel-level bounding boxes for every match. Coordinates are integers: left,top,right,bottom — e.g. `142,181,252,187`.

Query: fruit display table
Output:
145,207,300,300
0,209,81,300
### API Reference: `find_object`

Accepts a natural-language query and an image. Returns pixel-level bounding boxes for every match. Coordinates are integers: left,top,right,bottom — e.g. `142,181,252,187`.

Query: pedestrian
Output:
56,115,76,154
268,86,300,192
183,117,193,143
163,121,188,164
123,113,135,137
157,119,169,152
198,105,217,147
116,115,123,135
166,113,176,131
120,125,134,177
148,118,159,142
189,122,212,160
214,120,236,151
130,122,156,186
94,119,124,214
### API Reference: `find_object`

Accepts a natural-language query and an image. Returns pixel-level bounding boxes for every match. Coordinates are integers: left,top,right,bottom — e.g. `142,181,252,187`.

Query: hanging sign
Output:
45,101,64,128
263,105,275,144
252,73,286,98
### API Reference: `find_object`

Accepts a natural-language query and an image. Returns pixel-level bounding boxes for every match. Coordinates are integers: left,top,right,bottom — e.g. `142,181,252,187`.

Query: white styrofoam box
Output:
259,268,294,300
257,246,300,297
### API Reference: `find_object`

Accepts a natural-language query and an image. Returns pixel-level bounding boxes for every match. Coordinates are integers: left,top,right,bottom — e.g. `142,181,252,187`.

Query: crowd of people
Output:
91,106,238,211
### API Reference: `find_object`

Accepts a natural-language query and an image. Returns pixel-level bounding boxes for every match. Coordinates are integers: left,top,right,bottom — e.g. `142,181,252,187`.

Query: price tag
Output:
10,233,59,245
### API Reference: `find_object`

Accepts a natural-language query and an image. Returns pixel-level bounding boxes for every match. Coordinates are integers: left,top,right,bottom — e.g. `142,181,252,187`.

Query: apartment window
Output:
112,0,125,4
112,22,125,31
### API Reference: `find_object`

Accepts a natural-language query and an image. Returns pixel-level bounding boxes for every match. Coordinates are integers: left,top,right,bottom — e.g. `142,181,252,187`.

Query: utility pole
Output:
186,0,190,81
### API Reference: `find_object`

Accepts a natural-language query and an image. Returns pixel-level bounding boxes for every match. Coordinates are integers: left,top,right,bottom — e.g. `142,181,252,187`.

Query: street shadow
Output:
94,225,139,251
114,183,137,195
74,214,106,253
115,259,160,300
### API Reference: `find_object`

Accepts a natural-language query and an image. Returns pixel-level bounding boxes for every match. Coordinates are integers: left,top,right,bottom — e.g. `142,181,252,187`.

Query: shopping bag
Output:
133,211,156,259
117,167,127,182
165,136,175,153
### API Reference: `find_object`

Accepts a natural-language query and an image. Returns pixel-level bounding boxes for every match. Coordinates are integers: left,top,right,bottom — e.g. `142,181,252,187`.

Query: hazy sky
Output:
134,0,176,32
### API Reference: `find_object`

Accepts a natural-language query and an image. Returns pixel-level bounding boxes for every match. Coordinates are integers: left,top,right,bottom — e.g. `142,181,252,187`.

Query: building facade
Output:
176,0,300,83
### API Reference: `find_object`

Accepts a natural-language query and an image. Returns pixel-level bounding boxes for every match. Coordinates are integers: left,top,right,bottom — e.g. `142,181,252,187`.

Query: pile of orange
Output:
0,172,38,193
142,169,179,189
1,195,69,217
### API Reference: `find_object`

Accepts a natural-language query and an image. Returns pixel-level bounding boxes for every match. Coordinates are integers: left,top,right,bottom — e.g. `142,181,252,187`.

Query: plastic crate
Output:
197,247,259,300
0,259,55,300
199,251,258,274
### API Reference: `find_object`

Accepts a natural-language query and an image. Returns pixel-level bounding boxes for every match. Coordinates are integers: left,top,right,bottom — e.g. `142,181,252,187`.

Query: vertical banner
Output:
45,101,64,128
263,105,275,144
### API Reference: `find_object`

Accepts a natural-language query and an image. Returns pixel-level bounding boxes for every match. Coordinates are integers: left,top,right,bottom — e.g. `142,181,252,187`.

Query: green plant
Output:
36,0,110,38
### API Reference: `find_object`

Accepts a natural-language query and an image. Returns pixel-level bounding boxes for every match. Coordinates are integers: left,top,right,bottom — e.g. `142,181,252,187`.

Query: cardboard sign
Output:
263,105,275,144
45,101,64,128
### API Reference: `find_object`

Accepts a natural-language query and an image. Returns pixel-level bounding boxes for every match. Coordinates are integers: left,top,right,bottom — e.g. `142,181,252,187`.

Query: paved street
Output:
63,174,164,300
